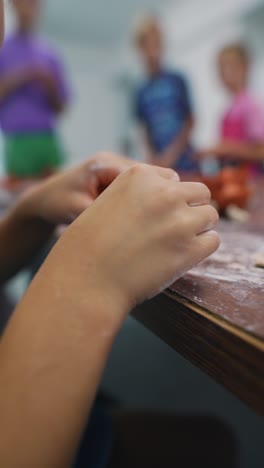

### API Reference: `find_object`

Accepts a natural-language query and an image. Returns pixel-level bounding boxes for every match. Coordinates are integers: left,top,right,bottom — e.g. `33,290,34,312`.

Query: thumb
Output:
90,166,122,195
69,192,93,218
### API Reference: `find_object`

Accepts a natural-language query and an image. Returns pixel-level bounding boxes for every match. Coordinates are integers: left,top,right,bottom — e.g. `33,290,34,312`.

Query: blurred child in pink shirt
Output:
201,44,264,177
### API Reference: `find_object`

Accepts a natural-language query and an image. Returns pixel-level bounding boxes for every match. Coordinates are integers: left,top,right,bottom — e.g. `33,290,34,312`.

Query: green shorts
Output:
4,132,65,178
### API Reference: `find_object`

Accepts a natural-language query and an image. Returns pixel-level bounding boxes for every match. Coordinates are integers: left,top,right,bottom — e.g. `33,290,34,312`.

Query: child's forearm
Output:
46,84,67,114
213,140,264,162
0,153,133,285
0,163,220,468
0,71,33,101
140,126,156,163
0,207,54,285
161,116,194,167
0,240,124,468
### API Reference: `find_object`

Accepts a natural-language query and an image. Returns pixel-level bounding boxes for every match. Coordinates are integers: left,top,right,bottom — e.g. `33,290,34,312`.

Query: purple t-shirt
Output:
0,33,70,134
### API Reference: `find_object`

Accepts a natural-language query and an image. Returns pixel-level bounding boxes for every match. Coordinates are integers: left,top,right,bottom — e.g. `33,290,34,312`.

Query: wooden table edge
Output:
166,289,264,352
132,290,264,416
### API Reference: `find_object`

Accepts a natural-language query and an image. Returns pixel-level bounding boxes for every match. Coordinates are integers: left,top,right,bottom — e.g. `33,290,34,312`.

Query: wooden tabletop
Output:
133,180,264,416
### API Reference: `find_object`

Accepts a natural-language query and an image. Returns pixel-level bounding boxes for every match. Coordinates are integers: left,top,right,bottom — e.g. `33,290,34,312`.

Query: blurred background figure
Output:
0,0,70,181
200,43,264,178
133,14,197,171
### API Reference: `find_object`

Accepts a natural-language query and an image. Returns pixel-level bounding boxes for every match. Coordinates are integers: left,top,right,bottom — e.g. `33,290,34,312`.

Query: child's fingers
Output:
194,230,221,260
152,166,180,181
92,166,122,193
180,182,211,206
68,192,93,217
81,153,133,181
191,204,219,235
126,163,179,181
91,152,135,170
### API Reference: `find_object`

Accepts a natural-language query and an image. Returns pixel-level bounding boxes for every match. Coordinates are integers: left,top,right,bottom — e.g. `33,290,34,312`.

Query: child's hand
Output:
33,68,58,93
16,153,133,225
196,149,214,160
197,144,229,159
57,164,220,315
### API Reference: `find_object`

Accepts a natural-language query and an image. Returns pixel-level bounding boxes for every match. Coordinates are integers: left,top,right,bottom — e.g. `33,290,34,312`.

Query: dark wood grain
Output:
133,292,264,415
133,180,264,415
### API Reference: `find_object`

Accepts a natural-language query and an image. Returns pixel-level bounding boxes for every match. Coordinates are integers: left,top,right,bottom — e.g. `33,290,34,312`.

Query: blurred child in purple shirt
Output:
0,0,71,178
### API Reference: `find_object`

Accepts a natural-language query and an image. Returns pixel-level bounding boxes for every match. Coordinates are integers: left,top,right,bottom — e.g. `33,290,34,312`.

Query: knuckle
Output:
153,184,179,211
145,185,172,215
205,231,221,252
173,169,180,179
212,231,221,248
163,168,179,179
177,211,194,233
203,185,212,200
196,182,212,199
127,163,148,178
207,205,219,224
168,181,185,197
158,183,171,200
164,187,176,205
208,235,221,254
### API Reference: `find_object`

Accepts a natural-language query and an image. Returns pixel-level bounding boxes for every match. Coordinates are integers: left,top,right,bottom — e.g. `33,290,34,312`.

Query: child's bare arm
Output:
0,208,54,285
33,69,67,114
0,164,219,468
0,68,65,113
0,70,38,101
200,140,264,162
139,125,157,163
0,153,132,284
156,116,195,168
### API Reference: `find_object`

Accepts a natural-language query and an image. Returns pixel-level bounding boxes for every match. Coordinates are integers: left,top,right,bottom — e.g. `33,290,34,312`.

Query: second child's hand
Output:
0,152,134,284
32,68,57,93
30,67,66,112
17,152,134,225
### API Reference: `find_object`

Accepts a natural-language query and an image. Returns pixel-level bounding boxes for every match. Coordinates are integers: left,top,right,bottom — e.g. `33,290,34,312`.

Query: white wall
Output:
53,41,122,166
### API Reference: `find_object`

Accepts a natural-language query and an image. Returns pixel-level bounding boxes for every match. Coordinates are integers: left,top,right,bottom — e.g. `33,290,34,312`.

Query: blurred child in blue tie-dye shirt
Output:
134,15,197,172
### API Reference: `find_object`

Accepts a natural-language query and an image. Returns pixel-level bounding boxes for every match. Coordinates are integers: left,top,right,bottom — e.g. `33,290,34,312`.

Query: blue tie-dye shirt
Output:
136,70,196,171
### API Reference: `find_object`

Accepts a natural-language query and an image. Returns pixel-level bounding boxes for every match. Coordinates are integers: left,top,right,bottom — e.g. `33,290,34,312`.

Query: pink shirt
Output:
221,92,264,175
